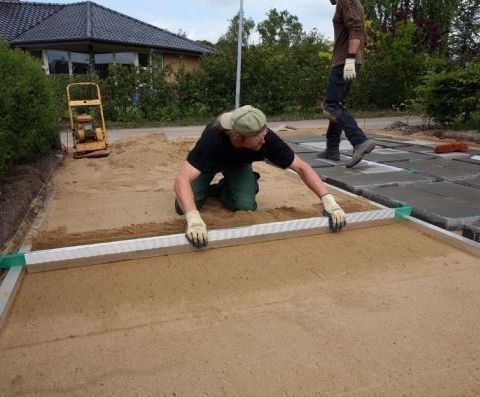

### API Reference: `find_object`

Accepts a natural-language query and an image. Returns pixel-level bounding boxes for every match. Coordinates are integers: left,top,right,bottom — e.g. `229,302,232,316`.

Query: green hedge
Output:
0,41,59,178
415,61,480,124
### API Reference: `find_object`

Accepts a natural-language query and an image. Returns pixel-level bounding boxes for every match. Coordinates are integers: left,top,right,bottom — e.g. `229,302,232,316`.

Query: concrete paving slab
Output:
434,152,473,160
286,142,318,154
363,183,480,230
388,159,480,181
454,176,480,190
372,140,411,148
315,168,438,193
298,152,336,168
400,144,436,154
454,154,480,166
299,140,351,151
403,145,480,159
369,136,413,142
463,222,480,243
412,181,480,202
284,135,326,144
340,147,435,163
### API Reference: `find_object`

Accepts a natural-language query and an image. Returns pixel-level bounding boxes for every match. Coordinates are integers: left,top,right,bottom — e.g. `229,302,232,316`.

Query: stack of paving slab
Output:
284,134,480,242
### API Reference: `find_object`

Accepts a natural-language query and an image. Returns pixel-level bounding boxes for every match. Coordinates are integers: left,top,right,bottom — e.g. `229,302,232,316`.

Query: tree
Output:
218,12,255,47
362,0,459,54
449,0,480,66
257,9,303,47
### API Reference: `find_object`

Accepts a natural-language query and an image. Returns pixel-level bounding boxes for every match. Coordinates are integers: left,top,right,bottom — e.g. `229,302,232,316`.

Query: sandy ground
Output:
1,222,479,395
3,128,479,395
30,131,374,249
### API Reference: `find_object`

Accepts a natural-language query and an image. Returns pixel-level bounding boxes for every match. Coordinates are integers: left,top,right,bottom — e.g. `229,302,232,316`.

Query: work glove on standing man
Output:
321,193,347,232
343,57,357,81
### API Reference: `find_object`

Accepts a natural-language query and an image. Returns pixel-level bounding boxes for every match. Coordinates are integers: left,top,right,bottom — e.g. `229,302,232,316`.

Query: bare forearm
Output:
174,177,197,213
296,164,329,198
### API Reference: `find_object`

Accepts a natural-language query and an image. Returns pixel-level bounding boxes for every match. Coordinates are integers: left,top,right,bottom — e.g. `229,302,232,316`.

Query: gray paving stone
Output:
372,139,411,148
400,144,435,154
412,181,480,202
298,152,336,168
363,183,480,230
433,152,473,160
314,167,439,193
286,142,318,153
340,147,435,163
300,140,352,152
453,154,480,166
370,136,413,142
284,135,326,144
454,176,480,190
463,222,480,243
388,158,480,181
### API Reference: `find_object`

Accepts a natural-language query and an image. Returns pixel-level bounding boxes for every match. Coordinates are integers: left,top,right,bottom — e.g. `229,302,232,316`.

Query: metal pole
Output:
235,0,243,108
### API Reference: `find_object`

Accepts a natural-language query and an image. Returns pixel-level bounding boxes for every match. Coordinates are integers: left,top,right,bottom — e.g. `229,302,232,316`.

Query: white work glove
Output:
185,210,208,248
343,58,356,81
321,194,347,232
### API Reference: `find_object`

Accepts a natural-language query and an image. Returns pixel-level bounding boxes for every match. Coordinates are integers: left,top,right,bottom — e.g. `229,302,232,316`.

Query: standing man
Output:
174,105,347,248
319,0,376,168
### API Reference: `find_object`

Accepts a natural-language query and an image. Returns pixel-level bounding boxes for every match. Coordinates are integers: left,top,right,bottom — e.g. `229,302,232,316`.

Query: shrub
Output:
415,61,480,124
0,40,59,178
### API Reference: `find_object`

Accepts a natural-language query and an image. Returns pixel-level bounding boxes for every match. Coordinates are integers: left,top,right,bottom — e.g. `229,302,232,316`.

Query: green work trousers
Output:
192,163,258,211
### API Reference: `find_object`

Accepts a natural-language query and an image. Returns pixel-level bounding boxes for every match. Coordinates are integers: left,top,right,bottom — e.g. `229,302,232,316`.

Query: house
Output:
0,0,216,77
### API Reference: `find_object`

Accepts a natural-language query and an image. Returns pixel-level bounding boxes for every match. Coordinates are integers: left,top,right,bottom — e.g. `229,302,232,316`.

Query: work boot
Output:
346,139,376,168
208,178,226,197
253,171,260,194
318,150,340,161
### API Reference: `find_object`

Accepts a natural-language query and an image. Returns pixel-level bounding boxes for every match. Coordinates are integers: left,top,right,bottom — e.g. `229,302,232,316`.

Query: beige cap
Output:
219,105,267,135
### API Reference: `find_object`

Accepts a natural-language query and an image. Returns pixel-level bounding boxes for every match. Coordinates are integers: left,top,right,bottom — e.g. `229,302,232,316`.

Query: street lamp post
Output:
235,0,243,108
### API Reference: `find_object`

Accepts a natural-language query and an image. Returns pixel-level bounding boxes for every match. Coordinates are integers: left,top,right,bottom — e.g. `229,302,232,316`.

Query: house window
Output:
139,53,149,67
115,52,136,64
47,50,69,74
71,52,89,74
94,53,114,79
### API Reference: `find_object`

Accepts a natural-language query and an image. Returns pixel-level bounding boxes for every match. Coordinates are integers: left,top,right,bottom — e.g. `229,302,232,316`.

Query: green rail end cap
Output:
395,206,412,218
0,253,26,268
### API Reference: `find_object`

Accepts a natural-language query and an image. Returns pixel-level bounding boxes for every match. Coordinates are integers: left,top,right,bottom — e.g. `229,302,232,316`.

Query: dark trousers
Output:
191,163,258,211
323,64,368,152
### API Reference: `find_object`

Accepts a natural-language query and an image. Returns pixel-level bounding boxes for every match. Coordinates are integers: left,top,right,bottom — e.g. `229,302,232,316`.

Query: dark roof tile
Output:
0,1,216,54
0,1,64,41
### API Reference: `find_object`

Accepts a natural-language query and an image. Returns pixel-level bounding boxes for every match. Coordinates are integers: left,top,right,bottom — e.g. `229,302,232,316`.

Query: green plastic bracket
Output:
0,253,26,269
395,206,412,218
403,168,416,174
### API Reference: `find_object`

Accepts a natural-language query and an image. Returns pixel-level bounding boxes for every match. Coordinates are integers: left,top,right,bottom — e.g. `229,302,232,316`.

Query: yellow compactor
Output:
66,82,110,159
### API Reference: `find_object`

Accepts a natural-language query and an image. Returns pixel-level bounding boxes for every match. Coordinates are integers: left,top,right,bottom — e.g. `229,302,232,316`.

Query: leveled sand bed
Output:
31,132,373,249
1,223,479,395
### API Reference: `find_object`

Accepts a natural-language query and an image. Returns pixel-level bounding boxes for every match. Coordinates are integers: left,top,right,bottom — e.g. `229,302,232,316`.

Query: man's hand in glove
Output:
321,194,347,232
343,58,356,81
185,210,208,248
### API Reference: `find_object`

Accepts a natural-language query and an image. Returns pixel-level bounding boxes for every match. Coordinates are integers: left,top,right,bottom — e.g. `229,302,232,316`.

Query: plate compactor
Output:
66,82,111,159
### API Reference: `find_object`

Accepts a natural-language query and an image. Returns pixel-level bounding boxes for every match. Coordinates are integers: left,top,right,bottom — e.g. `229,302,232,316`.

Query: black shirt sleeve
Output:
263,129,295,169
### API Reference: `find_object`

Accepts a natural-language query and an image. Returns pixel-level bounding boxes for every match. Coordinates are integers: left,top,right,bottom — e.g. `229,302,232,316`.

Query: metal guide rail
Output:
1,208,399,273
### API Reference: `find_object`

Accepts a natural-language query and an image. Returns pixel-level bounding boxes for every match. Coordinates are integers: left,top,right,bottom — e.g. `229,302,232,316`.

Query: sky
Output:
52,0,335,43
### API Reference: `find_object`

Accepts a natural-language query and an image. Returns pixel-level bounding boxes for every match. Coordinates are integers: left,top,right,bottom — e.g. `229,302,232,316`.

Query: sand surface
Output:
1,223,479,395
4,129,479,395
31,132,373,249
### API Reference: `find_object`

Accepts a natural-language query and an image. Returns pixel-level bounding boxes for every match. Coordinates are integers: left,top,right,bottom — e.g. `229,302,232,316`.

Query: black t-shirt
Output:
187,123,295,172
